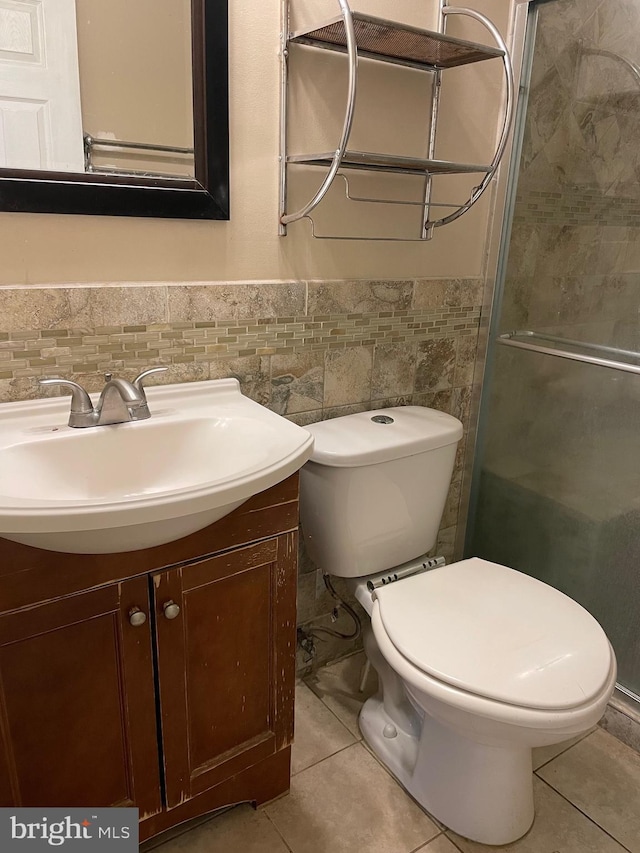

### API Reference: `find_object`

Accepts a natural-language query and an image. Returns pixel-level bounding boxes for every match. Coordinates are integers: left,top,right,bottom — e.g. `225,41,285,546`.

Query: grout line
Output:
355,732,447,833
261,810,295,853
408,829,446,853
535,777,633,853
302,651,371,740
290,737,364,779
443,832,468,853
532,728,597,772
297,683,363,747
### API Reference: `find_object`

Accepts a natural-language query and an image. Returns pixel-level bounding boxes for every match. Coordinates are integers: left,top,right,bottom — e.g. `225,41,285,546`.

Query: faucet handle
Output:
38,378,94,414
133,366,168,399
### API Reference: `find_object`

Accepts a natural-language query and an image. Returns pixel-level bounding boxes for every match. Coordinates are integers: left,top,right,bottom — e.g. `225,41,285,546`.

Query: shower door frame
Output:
462,0,640,722
455,0,533,559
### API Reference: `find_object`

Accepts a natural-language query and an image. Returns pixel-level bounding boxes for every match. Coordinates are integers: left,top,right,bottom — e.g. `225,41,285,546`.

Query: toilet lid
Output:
374,558,613,710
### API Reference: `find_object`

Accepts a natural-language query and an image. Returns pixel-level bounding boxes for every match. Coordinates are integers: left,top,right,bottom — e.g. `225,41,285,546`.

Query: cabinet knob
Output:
163,600,181,620
129,607,147,627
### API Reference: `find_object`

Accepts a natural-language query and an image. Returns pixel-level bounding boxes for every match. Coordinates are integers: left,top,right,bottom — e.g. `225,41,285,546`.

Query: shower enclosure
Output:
468,0,640,708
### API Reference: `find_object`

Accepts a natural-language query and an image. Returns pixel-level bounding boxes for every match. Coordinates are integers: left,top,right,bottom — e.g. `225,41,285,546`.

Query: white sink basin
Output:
0,379,314,554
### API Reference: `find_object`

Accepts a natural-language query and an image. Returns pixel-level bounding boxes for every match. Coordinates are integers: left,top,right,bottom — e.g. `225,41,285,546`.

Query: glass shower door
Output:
468,0,640,700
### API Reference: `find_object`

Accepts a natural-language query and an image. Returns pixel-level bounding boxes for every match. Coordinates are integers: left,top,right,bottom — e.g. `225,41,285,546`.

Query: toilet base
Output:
359,695,419,786
359,695,535,846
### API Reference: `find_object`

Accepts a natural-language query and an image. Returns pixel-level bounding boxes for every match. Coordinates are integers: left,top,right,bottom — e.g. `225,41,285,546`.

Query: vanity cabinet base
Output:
139,746,291,842
0,475,299,839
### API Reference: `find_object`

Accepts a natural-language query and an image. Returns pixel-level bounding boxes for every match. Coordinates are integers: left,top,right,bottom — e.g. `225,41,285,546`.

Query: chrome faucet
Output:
39,367,168,428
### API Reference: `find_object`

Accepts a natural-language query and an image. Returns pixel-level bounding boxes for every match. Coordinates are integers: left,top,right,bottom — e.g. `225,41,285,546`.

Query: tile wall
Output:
501,0,640,347
0,277,483,669
470,0,640,698
480,0,640,481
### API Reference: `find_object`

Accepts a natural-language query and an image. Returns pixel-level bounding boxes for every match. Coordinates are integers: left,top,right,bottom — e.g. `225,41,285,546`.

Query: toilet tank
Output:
299,406,463,578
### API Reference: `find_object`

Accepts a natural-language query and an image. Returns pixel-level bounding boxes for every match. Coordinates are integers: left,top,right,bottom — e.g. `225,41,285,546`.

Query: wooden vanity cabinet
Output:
154,535,296,810
0,475,299,842
0,576,162,815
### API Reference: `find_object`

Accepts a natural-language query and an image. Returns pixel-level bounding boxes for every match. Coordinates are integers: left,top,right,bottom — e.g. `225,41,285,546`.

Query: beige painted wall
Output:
0,0,512,285
76,0,192,147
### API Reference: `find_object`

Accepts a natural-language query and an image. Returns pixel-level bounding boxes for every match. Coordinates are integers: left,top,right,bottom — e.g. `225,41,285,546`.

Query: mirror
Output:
0,0,228,219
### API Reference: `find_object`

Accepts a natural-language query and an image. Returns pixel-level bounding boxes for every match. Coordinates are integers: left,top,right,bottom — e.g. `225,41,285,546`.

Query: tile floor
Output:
148,652,640,853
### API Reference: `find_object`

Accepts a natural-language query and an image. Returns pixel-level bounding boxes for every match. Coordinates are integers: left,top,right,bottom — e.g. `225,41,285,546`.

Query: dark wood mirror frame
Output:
0,0,229,220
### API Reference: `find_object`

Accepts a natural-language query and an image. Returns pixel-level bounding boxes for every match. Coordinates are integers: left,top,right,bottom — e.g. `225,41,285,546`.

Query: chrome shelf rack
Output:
279,0,514,241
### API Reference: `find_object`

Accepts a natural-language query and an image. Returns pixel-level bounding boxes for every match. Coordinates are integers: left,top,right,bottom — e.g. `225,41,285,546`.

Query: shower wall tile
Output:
499,276,532,330
508,0,640,348
480,0,640,713
505,224,541,281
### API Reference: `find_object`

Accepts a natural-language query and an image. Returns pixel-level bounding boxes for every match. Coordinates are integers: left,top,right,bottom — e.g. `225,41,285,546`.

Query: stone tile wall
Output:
0,277,483,669
472,0,640,696
491,0,640,476
501,0,640,350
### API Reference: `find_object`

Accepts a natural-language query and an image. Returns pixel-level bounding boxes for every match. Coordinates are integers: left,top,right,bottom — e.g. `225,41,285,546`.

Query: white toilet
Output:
299,406,616,846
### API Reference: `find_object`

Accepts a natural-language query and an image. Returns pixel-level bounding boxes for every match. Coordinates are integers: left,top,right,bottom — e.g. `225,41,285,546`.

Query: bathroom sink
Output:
0,379,314,554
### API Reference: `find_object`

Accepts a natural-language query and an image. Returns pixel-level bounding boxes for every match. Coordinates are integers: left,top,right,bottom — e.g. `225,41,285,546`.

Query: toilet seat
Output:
371,598,617,735
373,557,614,711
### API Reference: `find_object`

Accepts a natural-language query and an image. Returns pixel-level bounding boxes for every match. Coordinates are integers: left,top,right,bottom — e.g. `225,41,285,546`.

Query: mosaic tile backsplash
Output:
0,278,483,668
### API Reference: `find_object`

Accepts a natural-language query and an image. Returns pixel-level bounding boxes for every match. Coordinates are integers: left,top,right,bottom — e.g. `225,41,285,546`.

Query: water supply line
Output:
297,574,362,663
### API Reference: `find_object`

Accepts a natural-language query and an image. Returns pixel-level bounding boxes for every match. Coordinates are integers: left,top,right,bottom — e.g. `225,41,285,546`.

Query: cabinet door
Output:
154,534,297,808
0,578,162,814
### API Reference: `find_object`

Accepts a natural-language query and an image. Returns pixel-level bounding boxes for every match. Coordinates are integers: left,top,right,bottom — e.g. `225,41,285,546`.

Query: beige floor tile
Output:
537,727,640,852
292,682,356,775
265,742,439,853
415,834,461,852
532,732,591,770
305,651,379,738
148,805,290,853
447,777,627,853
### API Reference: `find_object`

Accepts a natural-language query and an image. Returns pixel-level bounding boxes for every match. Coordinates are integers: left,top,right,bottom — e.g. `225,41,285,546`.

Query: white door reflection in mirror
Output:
0,0,84,171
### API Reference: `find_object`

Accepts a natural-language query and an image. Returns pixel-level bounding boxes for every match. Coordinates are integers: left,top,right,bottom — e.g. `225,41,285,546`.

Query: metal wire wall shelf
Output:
279,0,514,241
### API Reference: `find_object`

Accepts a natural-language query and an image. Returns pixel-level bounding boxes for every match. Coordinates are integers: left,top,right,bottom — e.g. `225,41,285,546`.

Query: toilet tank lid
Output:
306,406,463,467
